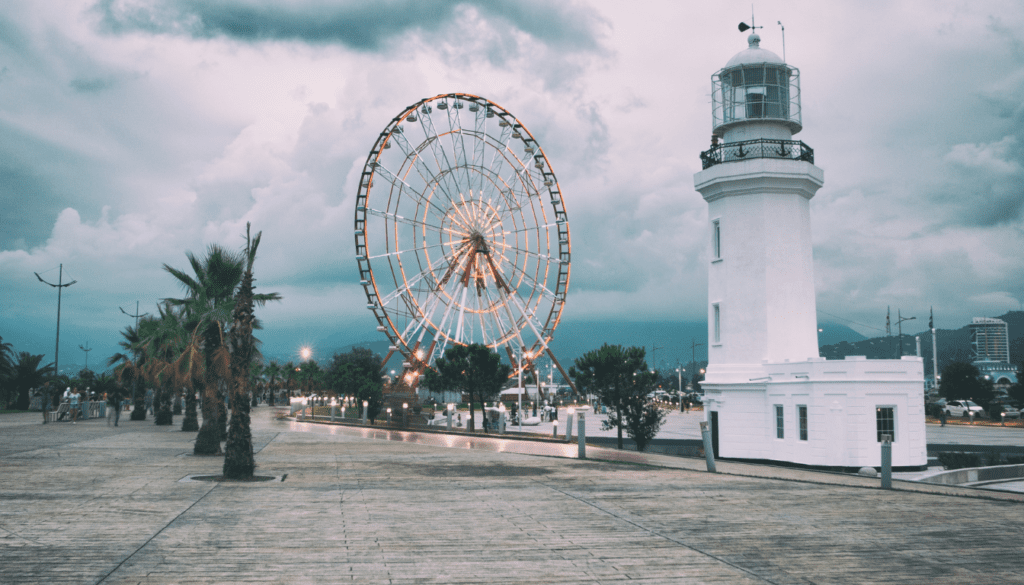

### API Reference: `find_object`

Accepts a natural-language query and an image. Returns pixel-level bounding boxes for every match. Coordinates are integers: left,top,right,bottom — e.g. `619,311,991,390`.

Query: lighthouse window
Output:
713,303,721,343
712,220,721,259
775,405,784,439
798,405,808,441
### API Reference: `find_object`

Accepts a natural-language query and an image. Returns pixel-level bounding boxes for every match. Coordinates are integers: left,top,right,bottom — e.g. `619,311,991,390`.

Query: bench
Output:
46,402,70,423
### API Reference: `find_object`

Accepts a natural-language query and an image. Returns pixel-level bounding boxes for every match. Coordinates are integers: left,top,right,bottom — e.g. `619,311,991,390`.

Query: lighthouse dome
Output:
711,33,802,138
725,33,785,68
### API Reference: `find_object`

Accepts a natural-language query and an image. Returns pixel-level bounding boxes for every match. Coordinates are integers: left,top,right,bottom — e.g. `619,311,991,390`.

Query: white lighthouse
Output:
693,31,926,470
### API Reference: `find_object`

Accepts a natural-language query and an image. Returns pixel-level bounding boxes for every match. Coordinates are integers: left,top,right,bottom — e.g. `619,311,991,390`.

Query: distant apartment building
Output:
969,317,1017,385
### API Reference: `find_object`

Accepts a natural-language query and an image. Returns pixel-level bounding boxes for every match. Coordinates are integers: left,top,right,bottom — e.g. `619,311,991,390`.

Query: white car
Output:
944,400,985,418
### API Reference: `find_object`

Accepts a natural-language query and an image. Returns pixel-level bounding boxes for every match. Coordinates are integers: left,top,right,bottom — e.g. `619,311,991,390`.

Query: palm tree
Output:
139,304,189,426
0,336,16,407
108,322,149,420
264,361,282,406
224,224,277,479
10,352,53,410
165,241,279,455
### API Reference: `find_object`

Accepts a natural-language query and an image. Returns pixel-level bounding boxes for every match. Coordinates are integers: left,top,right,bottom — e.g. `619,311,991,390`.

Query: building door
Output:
710,411,719,458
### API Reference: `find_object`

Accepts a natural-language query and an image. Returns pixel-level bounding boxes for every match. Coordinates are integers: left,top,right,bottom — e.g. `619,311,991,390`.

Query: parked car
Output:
989,397,1021,419
944,400,985,418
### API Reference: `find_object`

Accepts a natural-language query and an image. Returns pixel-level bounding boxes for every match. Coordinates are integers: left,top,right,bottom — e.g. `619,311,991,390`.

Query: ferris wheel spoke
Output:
390,131,461,209
378,253,449,308
446,105,474,194
507,289,549,350
371,163,451,219
367,207,445,233
417,113,464,203
370,241,449,260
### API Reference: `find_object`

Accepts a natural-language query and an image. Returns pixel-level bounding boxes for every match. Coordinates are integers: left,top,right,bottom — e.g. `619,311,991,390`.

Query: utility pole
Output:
78,342,92,371
35,264,77,380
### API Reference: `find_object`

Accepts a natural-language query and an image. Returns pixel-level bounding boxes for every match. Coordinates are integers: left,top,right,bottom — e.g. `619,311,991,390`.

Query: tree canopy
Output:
570,344,665,451
425,343,510,432
941,361,994,404
325,347,385,422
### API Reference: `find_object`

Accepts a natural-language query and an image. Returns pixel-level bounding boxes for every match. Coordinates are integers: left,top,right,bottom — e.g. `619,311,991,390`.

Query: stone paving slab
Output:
1,410,1024,584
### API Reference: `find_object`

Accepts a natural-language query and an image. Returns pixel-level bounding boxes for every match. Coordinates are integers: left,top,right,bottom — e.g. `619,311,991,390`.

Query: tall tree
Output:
224,225,278,479
164,243,277,454
570,344,664,450
425,344,510,432
324,348,385,422
941,361,994,404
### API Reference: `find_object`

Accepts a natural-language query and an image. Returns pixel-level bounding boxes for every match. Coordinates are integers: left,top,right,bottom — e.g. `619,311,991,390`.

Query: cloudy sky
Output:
2,0,1023,371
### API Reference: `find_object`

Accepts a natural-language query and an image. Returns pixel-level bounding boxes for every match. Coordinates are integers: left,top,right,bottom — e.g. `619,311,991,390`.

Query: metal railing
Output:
700,138,813,170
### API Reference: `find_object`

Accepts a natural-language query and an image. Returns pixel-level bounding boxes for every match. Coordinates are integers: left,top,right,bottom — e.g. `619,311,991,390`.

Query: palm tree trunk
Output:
155,384,174,425
217,383,228,439
224,378,255,478
130,382,146,420
194,379,222,454
182,385,199,431
173,388,182,415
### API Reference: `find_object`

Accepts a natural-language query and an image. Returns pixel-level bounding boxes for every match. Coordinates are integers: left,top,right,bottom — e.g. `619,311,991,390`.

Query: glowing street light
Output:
300,346,312,361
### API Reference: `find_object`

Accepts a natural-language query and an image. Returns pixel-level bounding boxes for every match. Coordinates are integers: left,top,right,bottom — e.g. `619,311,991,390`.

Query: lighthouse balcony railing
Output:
700,139,814,170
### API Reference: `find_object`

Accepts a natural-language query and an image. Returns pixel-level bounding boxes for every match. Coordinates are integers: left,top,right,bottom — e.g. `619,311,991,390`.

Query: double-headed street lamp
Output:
35,264,77,380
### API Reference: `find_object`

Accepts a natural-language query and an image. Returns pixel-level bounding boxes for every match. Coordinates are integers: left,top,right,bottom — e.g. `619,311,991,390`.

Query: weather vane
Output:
737,6,762,35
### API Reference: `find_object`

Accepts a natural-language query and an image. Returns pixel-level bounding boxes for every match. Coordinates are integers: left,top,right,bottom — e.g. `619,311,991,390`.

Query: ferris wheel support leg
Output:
381,348,396,370
546,347,579,397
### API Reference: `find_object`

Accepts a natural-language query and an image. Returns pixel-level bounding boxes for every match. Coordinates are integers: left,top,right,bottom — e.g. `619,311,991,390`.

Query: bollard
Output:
552,420,558,438
969,411,975,425
699,421,717,473
881,434,892,489
386,408,392,425
362,400,368,425
577,413,586,459
566,412,574,442
499,410,506,434
402,403,408,428
447,405,453,431
330,402,337,423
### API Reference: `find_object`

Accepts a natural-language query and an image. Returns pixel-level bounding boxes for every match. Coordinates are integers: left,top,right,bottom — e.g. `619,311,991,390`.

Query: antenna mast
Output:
778,21,786,62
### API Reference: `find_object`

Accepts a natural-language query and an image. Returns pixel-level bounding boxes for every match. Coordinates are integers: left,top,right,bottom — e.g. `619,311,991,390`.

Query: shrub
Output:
937,452,981,470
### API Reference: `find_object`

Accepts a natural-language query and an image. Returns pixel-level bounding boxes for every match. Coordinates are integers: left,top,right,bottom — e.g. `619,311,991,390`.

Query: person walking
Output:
69,388,80,424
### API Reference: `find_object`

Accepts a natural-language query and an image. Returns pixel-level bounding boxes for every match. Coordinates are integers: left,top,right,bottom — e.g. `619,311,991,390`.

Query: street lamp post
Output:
35,264,77,381
78,342,92,371
119,301,148,409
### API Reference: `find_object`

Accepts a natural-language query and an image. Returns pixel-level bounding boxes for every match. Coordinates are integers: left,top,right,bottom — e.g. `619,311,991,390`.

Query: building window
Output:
712,219,721,260
798,405,808,441
775,405,784,439
876,407,895,442
713,304,721,343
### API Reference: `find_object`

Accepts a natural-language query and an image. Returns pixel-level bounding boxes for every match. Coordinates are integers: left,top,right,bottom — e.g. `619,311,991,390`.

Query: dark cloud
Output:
69,76,117,92
92,0,604,53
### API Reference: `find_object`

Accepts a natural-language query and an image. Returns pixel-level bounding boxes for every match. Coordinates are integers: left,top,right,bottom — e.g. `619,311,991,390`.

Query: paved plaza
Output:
2,408,1024,584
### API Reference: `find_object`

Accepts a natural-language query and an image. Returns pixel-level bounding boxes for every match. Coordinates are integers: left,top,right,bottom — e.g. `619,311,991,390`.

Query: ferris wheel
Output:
354,93,571,383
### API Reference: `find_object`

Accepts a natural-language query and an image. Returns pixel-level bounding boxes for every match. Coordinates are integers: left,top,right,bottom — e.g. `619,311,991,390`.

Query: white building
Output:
693,32,927,469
